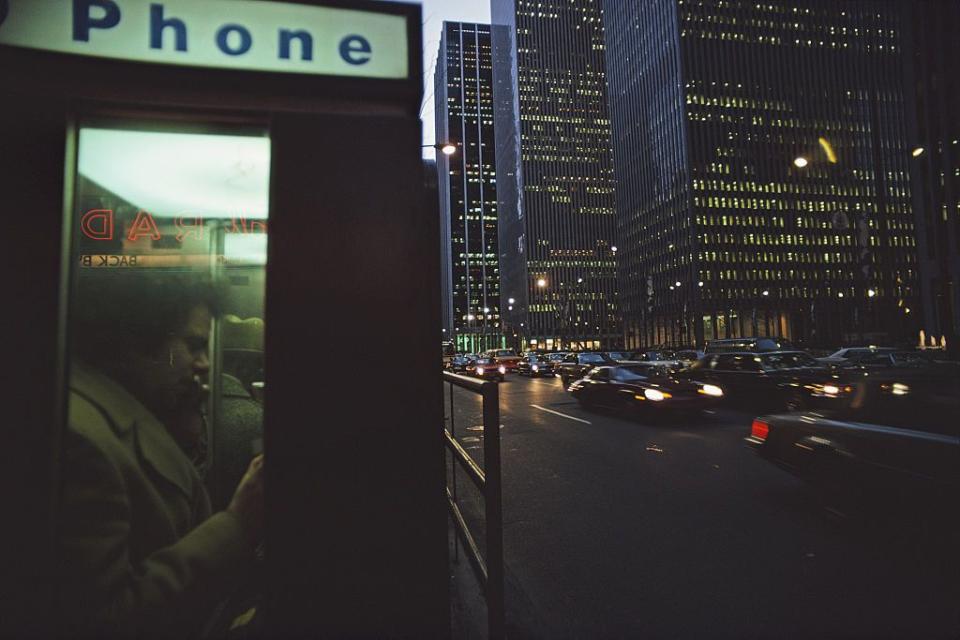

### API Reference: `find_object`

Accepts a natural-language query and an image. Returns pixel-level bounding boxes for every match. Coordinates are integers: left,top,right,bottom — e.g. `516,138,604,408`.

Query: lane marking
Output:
530,404,592,424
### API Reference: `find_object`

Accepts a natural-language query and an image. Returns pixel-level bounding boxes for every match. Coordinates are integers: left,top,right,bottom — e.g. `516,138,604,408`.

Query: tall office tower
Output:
492,0,619,352
903,1,960,356
604,0,920,349
435,22,502,353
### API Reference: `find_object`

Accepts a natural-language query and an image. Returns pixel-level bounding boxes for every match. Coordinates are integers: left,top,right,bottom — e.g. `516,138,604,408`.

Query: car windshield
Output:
761,352,819,369
580,354,606,363
607,352,630,360
617,365,656,380
476,358,494,365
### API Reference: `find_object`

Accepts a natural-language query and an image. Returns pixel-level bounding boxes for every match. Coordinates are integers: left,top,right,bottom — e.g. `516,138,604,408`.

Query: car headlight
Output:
498,366,506,374
532,364,539,372
476,367,484,375
643,388,672,402
698,384,723,397
806,383,852,397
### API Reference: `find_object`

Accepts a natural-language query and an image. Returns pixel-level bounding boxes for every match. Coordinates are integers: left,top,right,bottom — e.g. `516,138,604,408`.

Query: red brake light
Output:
751,419,769,441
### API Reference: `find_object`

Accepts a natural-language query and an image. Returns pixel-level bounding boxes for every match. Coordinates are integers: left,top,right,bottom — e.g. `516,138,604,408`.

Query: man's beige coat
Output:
57,366,252,638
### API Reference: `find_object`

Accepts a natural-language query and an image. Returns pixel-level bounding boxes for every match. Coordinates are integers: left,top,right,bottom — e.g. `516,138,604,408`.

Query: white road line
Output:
529,404,592,425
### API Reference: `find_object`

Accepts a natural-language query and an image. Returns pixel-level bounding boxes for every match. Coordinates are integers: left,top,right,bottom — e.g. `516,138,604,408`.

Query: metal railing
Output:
443,371,504,639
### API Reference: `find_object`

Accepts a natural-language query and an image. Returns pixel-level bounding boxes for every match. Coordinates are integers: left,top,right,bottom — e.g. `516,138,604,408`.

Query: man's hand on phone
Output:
228,454,264,547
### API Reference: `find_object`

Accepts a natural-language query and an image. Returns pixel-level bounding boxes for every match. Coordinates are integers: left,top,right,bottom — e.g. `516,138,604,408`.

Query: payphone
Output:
1,0,448,636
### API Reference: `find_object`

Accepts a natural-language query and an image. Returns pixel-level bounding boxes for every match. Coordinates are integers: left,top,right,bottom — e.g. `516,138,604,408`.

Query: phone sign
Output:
0,0,410,79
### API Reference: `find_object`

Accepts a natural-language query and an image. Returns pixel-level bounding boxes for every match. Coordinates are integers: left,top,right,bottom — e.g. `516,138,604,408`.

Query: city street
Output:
446,373,960,639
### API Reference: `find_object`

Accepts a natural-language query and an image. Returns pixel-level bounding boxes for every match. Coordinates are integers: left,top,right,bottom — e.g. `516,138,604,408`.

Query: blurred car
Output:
682,351,828,409
545,352,568,364
471,357,506,382
746,375,960,515
449,354,477,373
670,349,703,365
482,348,522,372
603,351,634,363
630,348,700,368
703,337,793,355
831,350,931,371
557,352,615,385
517,355,555,377
568,364,724,419
816,346,895,366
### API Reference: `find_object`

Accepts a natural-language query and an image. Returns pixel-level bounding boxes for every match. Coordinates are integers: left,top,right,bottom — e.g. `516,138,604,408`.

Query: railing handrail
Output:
442,370,490,392
443,370,504,639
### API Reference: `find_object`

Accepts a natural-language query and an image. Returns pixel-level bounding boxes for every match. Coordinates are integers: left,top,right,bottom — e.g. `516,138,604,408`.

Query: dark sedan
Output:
746,375,960,517
568,364,724,419
683,351,828,409
449,354,477,373
517,355,555,377
557,352,615,385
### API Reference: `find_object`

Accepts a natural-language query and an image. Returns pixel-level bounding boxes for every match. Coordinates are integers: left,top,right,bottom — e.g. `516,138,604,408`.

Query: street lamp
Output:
423,142,457,155
794,156,809,168
537,278,546,288
911,147,925,158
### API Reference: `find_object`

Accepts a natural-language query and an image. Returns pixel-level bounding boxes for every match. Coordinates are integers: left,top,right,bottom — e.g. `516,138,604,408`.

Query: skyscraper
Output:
604,0,920,349
903,0,960,356
435,22,501,353
492,0,619,352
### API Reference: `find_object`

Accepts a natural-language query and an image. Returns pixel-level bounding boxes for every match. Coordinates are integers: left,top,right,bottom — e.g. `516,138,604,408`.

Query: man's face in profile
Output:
135,304,212,446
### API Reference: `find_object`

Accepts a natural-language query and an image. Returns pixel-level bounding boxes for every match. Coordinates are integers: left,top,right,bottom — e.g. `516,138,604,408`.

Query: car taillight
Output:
751,419,769,441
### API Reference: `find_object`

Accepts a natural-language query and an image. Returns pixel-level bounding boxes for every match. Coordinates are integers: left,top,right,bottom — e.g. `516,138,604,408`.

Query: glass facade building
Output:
904,0,960,356
435,22,502,353
492,0,619,352
605,0,920,348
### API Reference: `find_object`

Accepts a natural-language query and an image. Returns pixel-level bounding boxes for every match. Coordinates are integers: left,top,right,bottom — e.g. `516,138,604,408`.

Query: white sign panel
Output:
0,0,410,79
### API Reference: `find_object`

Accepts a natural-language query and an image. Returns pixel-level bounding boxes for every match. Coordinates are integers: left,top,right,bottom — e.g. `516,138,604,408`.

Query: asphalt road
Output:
444,373,960,639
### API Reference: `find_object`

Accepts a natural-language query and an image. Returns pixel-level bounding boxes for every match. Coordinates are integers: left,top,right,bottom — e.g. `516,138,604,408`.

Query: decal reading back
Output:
0,0,409,79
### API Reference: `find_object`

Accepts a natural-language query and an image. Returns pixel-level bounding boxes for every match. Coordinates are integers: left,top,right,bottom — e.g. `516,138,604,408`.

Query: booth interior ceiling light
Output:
78,128,271,219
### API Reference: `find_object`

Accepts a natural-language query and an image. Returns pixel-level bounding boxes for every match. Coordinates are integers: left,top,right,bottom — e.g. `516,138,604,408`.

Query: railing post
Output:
449,379,459,562
482,382,504,639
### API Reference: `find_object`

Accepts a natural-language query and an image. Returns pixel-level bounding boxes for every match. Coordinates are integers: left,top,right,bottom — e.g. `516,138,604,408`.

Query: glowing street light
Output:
675,281,682,287
838,291,845,298
867,289,876,298
794,156,809,168
762,290,769,296
911,147,925,158
423,142,457,155
698,281,704,287
537,278,547,288
508,297,515,305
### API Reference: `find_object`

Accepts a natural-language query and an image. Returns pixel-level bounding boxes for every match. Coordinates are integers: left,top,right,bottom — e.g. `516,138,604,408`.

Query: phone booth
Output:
2,1,448,636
